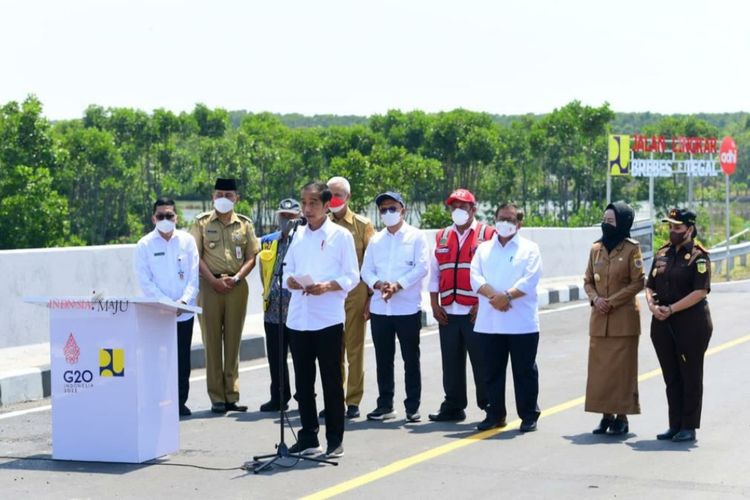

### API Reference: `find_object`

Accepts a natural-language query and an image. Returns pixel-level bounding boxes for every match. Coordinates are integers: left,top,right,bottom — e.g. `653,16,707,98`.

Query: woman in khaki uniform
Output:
583,202,645,435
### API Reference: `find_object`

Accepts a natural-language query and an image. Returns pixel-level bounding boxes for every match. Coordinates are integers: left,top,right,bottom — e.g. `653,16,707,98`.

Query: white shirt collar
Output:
494,233,520,249
386,221,410,237
305,217,332,235
148,228,178,243
451,219,479,235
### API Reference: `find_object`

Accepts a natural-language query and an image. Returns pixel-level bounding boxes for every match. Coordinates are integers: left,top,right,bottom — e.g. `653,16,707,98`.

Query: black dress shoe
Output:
656,428,680,440
211,402,227,414
225,402,248,412
319,409,326,420
592,417,614,434
179,405,192,417
672,429,696,442
476,416,507,431
520,420,538,433
259,400,289,412
607,419,628,435
428,410,466,422
346,405,360,419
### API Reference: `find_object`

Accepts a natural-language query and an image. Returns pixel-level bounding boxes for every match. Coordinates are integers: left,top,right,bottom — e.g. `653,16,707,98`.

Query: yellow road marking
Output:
302,333,750,500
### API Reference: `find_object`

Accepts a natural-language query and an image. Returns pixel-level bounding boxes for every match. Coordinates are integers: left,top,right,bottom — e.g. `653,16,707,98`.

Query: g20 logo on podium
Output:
99,348,125,377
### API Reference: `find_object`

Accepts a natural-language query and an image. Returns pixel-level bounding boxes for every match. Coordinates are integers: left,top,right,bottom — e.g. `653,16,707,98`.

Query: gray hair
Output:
327,176,351,195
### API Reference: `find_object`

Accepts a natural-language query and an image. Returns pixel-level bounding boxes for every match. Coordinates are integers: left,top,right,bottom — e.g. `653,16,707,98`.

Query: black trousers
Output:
439,314,487,412
263,321,291,404
370,312,421,413
478,332,540,422
288,324,345,447
177,317,194,407
650,303,712,430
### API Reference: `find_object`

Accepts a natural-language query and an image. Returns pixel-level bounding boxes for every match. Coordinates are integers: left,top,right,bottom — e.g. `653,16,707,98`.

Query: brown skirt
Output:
585,335,640,415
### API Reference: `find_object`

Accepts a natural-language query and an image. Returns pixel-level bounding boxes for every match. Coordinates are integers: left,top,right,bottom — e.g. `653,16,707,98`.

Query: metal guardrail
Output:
631,219,655,271
709,241,750,274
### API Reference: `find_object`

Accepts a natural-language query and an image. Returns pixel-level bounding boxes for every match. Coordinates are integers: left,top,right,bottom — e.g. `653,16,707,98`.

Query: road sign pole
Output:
726,173,731,281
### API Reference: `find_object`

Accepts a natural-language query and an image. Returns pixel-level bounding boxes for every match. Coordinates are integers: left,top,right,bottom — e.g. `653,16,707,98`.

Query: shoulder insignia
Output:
689,250,709,267
625,237,639,245
591,241,603,251
195,211,212,219
353,213,371,225
695,259,707,273
237,213,254,224
693,243,708,253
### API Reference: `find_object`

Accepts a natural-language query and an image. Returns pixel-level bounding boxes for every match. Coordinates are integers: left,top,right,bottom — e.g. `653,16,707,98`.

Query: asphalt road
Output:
1,280,749,499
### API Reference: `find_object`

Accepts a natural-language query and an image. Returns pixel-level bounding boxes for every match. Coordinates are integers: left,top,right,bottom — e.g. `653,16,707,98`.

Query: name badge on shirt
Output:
435,248,450,254
406,260,414,266
235,246,243,260
153,252,165,256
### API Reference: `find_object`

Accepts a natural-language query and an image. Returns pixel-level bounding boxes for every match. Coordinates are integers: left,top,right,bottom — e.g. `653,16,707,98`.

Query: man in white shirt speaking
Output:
361,192,429,422
283,182,359,459
470,202,543,433
134,197,200,417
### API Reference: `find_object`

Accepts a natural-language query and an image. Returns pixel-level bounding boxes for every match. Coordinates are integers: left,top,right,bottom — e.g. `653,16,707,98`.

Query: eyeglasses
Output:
496,217,517,223
155,212,176,221
379,206,400,214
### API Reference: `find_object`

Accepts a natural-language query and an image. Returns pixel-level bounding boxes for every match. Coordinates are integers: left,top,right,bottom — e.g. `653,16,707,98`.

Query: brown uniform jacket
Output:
190,211,260,275
329,207,375,302
583,238,645,337
329,207,374,269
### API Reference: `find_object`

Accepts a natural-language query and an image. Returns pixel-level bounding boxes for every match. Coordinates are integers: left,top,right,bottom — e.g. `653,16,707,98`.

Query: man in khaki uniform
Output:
326,176,374,419
191,178,260,413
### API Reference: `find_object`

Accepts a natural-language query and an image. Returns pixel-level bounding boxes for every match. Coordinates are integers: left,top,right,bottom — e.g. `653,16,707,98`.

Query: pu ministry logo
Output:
99,348,125,377
608,134,631,176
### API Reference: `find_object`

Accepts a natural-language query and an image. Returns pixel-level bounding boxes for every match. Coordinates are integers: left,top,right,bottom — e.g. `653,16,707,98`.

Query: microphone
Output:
292,216,307,228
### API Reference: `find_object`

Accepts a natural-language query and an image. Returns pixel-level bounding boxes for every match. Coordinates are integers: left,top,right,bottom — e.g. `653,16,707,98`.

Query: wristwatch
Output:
232,276,241,285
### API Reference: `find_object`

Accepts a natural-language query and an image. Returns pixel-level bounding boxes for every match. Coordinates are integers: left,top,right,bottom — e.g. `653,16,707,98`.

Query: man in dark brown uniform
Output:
645,208,712,442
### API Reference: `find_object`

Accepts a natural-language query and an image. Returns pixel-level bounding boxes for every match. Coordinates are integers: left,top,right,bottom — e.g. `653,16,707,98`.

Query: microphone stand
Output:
248,218,338,473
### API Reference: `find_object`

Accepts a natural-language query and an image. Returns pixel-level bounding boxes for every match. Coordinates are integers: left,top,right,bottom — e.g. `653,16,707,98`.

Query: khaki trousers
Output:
341,281,368,406
197,278,248,404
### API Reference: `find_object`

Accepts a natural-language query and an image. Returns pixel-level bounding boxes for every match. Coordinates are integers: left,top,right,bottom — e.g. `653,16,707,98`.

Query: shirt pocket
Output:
147,249,168,268
401,242,416,267
204,230,221,252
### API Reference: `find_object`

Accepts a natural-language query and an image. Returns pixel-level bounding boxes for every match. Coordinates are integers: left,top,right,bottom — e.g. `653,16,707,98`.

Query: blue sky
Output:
2,0,748,119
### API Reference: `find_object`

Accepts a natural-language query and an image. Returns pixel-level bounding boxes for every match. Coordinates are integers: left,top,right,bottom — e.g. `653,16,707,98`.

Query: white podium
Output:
24,296,201,463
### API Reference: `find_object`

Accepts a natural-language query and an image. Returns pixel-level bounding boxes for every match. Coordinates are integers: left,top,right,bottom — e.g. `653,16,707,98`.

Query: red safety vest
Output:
435,223,495,306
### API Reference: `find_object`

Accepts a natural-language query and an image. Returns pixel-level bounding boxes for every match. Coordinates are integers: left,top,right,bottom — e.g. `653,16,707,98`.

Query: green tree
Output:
0,166,70,249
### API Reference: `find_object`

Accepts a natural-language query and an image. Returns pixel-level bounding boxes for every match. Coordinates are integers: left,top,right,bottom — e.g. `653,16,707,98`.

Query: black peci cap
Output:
214,178,238,191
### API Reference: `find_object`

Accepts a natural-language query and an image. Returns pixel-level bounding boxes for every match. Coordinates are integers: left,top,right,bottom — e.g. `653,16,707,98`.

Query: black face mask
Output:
669,230,689,246
601,223,618,239
600,222,623,252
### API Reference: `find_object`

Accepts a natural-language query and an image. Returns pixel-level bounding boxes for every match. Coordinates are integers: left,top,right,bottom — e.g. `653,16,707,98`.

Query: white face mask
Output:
329,204,346,214
381,210,402,227
156,219,175,233
451,208,470,226
495,221,517,238
214,197,234,214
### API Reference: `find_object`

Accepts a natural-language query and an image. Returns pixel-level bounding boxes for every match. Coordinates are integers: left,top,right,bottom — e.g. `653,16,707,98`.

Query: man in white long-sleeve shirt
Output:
361,192,429,422
134,197,200,417
470,202,543,433
283,182,359,459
